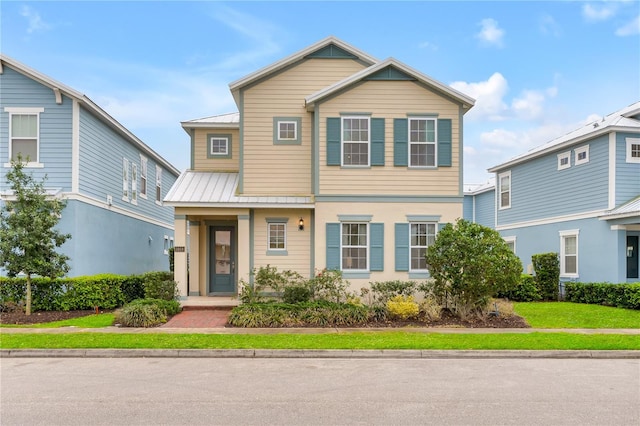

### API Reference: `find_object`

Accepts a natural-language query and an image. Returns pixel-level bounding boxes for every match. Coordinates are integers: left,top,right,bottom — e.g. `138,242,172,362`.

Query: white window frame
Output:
122,158,130,201
557,151,571,170
267,222,287,251
5,107,45,168
155,165,162,205
277,121,297,141
409,222,436,272
559,230,579,278
140,155,148,198
169,237,174,250
341,222,369,271
131,162,138,205
626,138,640,163
408,117,437,168
209,136,229,156
163,235,169,255
341,116,370,167
574,145,589,165
498,171,511,210
503,236,516,253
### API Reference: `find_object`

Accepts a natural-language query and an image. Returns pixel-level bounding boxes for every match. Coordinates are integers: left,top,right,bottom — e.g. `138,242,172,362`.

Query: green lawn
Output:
1,314,115,329
514,302,640,328
1,332,639,351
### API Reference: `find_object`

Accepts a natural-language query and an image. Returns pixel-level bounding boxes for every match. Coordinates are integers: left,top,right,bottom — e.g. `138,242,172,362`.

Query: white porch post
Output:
188,220,200,296
237,214,251,293
174,215,188,299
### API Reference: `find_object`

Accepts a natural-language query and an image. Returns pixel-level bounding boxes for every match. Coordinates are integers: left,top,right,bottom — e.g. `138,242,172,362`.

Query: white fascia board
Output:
180,121,240,130
164,202,316,209
495,210,604,231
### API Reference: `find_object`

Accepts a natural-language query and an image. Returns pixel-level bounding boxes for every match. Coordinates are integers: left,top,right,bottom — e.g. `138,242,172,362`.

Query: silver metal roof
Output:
600,196,640,221
164,171,314,208
182,112,239,125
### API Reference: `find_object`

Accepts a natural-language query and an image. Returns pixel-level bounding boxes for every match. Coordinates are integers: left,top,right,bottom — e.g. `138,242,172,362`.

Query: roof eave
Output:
164,201,316,209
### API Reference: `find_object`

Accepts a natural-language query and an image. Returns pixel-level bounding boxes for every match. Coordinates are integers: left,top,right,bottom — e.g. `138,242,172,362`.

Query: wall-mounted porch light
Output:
298,217,304,231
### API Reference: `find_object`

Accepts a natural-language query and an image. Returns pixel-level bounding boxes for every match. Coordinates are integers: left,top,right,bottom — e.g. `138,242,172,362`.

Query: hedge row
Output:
0,271,175,312
565,282,640,310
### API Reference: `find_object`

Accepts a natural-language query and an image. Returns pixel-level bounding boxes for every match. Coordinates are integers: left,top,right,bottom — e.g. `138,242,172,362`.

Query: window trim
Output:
503,236,516,254
163,235,169,255
122,158,130,202
155,165,162,205
273,117,302,145
5,107,45,167
574,145,589,165
626,138,640,163
498,171,511,210
139,155,148,199
557,151,571,170
559,230,579,278
408,117,437,168
267,222,287,253
409,222,436,272
207,134,232,159
340,222,369,272
131,162,138,205
341,116,371,167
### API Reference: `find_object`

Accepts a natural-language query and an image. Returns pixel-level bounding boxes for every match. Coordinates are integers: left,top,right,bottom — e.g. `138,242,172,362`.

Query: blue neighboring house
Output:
465,101,640,284
0,54,180,276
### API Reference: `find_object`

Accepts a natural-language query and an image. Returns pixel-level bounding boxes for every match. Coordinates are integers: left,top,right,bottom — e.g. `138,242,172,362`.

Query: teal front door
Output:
210,226,235,294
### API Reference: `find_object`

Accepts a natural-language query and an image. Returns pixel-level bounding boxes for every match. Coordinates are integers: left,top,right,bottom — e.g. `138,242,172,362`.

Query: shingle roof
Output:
164,171,314,208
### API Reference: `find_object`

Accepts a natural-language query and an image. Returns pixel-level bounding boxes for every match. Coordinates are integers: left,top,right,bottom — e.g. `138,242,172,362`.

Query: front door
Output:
627,236,639,279
210,226,235,294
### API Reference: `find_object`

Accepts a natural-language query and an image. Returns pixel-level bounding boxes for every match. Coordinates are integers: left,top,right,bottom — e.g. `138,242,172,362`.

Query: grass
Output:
514,302,640,329
1,314,115,329
0,332,639,350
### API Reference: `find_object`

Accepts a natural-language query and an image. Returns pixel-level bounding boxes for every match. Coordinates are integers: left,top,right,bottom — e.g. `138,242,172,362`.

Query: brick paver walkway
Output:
162,309,231,328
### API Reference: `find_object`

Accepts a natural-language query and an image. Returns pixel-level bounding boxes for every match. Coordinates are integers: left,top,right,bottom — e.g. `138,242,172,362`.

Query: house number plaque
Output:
174,246,185,252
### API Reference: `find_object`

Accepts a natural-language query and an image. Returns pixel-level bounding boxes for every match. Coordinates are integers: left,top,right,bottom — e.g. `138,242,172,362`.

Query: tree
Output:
425,219,522,319
0,157,71,315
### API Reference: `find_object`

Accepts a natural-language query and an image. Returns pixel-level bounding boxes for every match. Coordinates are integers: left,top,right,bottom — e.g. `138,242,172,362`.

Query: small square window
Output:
626,138,640,163
207,134,232,159
574,145,589,165
557,152,571,170
278,122,297,140
273,117,302,145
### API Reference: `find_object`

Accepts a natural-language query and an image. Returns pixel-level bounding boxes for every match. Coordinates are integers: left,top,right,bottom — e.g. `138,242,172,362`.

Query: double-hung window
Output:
342,223,368,270
410,223,436,271
155,165,162,205
560,230,579,277
342,117,369,166
498,171,511,209
131,163,138,204
6,107,44,165
409,118,436,167
140,155,148,198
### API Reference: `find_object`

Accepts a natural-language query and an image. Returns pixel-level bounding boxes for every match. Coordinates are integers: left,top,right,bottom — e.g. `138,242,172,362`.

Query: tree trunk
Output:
26,274,32,316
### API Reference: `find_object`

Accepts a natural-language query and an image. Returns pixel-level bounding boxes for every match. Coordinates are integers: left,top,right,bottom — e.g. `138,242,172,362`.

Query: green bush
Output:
141,271,178,301
115,302,167,327
369,280,418,306
228,301,369,328
532,253,560,300
308,269,350,303
565,282,640,310
127,298,182,316
498,274,541,302
386,295,420,320
282,285,312,304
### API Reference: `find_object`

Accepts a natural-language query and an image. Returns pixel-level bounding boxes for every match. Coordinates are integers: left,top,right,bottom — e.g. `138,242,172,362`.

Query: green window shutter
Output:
395,223,409,271
327,118,341,166
437,119,452,167
370,223,384,271
371,118,385,166
326,223,341,270
394,119,408,166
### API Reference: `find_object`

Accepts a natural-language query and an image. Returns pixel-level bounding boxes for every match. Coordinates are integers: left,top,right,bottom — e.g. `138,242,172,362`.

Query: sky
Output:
2,0,639,184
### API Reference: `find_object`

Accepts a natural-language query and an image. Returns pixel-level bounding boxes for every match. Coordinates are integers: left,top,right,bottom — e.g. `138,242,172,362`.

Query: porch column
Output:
237,214,251,292
188,220,201,296
174,215,188,299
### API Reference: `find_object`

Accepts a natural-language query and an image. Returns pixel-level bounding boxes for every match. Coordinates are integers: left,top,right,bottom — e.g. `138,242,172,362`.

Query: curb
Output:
2,349,639,359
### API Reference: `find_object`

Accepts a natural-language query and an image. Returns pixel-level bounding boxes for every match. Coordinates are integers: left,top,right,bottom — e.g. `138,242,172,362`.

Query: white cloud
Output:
539,14,562,37
475,18,505,48
418,41,438,51
582,3,618,22
511,86,558,120
20,5,51,34
451,72,509,121
615,14,640,36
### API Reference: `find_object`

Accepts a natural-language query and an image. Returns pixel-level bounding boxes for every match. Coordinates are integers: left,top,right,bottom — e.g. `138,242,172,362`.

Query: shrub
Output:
419,296,442,321
386,295,419,320
425,219,522,319
127,298,182,316
565,282,640,310
498,274,541,302
141,271,177,301
369,280,418,306
115,302,167,327
282,285,312,304
254,265,305,294
308,269,350,303
532,253,560,300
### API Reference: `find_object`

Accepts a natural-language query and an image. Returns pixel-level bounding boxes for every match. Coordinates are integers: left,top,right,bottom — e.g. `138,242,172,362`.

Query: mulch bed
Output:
0,309,102,325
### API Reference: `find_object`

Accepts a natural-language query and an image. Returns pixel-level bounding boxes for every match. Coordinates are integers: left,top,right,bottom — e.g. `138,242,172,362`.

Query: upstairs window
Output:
274,117,301,145
574,145,589,165
557,151,571,170
278,122,296,140
122,158,130,201
6,107,44,165
409,118,436,167
342,117,370,166
498,171,511,209
207,134,232,159
131,163,138,205
155,165,162,205
140,155,148,198
626,138,640,163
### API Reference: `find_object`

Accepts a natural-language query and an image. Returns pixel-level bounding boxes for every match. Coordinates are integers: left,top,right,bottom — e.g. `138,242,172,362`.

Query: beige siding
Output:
314,201,462,292
253,209,312,278
242,58,368,196
318,80,462,196
192,128,240,171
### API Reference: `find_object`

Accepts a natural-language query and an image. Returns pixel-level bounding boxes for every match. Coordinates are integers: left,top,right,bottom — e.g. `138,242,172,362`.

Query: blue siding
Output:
57,200,173,276
615,132,640,206
475,189,495,228
0,66,73,191
78,106,175,225
498,136,609,226
462,195,474,222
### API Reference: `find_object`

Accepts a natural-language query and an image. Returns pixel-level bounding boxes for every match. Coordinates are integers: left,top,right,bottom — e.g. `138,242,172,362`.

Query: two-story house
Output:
0,55,180,276
465,101,640,284
165,37,474,299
